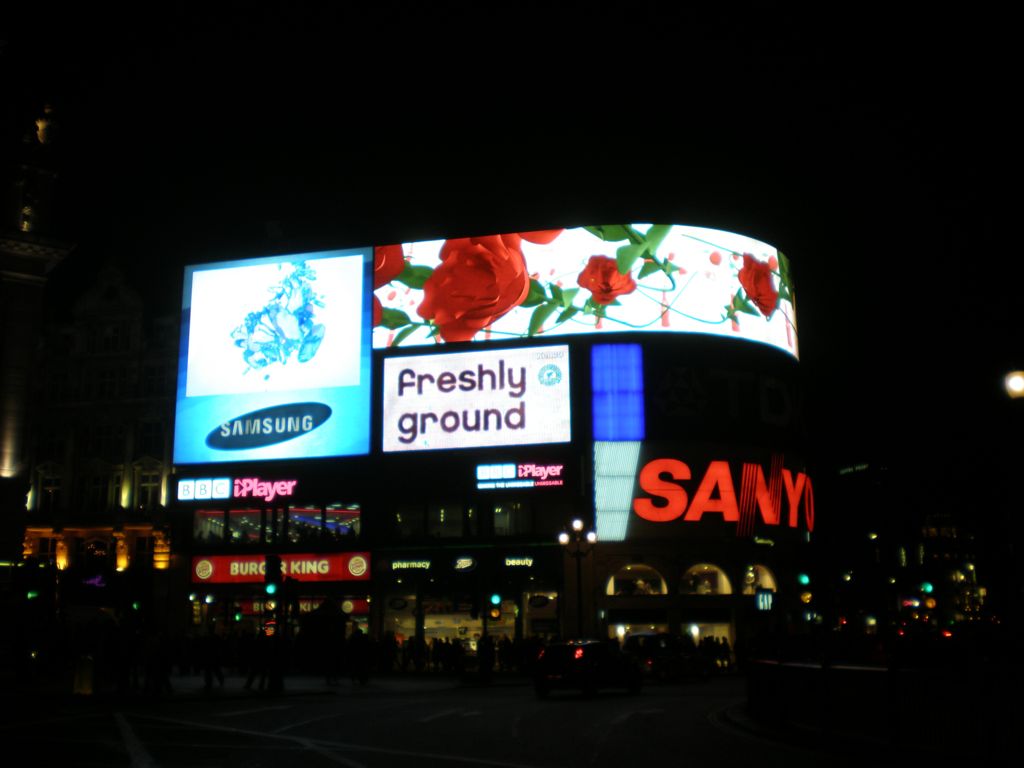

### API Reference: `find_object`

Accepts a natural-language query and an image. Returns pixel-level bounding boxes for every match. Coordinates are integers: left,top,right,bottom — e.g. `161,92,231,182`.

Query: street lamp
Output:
559,518,597,638
1004,371,1024,399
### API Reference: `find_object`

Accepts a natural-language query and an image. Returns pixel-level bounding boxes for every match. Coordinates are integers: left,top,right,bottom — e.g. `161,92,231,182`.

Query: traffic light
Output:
488,593,502,620
265,554,282,595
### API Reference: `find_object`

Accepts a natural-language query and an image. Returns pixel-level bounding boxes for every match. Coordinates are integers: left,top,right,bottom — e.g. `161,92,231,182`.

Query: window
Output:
493,500,531,536
228,509,261,545
606,564,668,596
326,504,360,540
135,535,154,564
393,505,424,538
740,564,778,595
39,469,61,513
136,469,161,509
681,564,733,595
428,504,463,538
288,507,323,544
194,510,225,543
137,421,164,458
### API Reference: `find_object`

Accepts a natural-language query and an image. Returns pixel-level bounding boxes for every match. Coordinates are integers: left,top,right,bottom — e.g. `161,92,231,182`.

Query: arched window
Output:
605,564,668,596
741,564,777,595
681,563,733,595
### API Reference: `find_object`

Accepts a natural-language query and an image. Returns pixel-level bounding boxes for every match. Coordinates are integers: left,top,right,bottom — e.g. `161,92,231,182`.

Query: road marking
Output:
132,713,542,768
294,738,368,768
114,713,158,768
418,708,461,723
217,705,292,718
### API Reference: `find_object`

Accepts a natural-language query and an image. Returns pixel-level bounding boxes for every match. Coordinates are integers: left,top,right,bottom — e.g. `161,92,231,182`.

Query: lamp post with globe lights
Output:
559,519,597,638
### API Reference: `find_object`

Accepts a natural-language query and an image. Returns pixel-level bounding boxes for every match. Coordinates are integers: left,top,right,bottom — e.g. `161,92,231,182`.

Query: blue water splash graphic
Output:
230,261,326,376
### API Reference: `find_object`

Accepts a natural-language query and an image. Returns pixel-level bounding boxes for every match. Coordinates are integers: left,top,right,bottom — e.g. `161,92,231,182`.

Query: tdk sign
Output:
207,403,332,450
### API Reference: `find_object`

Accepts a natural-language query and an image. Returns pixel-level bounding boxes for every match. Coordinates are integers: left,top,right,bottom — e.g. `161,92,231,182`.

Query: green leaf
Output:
778,251,792,286
520,279,548,308
390,325,418,347
582,298,597,315
663,260,679,274
616,243,645,275
732,292,759,317
556,306,579,324
638,260,662,279
427,323,441,338
778,284,791,303
559,287,578,307
550,283,564,305
584,224,633,242
379,308,411,330
396,264,433,290
643,224,672,254
528,302,559,336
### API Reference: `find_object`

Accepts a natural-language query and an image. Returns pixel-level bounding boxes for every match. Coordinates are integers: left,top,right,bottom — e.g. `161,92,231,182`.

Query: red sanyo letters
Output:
632,456,814,532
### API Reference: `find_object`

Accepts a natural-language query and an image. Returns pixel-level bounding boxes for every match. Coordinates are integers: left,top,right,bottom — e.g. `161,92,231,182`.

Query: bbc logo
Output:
178,478,231,501
476,464,516,481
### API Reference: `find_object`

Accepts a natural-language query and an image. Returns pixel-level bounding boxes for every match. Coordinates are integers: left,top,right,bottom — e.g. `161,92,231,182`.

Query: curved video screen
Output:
372,224,797,359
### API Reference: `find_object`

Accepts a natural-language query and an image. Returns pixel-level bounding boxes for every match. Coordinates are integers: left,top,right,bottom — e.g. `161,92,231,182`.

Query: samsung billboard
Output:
382,345,571,452
174,249,373,464
372,224,797,359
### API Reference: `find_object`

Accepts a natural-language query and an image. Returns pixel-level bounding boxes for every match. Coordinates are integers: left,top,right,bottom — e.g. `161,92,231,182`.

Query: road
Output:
5,676,877,767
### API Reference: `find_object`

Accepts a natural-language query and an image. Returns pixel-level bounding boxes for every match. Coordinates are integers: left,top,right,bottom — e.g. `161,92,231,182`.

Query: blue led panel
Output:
591,344,645,441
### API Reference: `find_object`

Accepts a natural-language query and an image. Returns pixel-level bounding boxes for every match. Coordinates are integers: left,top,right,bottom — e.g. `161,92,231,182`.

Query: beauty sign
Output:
382,345,571,452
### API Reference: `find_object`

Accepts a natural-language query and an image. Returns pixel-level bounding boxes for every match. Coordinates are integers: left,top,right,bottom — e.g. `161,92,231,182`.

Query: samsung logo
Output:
206,403,331,450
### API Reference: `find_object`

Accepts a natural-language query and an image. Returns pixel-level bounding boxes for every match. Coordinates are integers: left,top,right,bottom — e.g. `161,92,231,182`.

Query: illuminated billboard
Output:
373,224,797,359
594,443,814,541
174,249,372,464
382,345,571,452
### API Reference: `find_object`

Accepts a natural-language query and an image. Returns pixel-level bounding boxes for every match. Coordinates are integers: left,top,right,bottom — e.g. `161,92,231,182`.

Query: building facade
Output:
172,224,813,658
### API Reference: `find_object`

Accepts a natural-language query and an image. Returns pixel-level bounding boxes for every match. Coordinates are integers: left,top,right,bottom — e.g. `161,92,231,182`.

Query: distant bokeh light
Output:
1005,371,1024,398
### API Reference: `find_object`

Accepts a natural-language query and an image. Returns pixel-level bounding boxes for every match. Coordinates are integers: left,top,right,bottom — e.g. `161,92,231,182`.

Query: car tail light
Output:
574,648,584,660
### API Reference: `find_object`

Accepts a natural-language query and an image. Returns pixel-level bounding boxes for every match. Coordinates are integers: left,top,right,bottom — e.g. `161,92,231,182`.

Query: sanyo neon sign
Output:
632,456,814,533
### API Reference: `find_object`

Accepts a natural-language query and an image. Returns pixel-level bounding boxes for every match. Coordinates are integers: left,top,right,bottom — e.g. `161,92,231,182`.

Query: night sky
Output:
5,5,1020,510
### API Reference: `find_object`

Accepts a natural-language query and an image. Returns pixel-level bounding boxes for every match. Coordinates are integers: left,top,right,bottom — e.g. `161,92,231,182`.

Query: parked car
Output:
534,640,643,698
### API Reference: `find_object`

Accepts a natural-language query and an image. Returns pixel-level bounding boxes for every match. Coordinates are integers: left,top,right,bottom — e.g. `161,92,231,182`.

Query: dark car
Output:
534,640,643,698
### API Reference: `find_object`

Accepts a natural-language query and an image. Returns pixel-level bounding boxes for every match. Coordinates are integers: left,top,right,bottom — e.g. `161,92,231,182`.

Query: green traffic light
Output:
265,582,278,595
920,581,934,594
490,593,501,605
797,573,810,586
26,590,39,600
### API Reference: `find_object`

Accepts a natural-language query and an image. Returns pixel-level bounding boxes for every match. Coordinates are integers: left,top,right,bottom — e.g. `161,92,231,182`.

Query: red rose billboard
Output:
372,224,797,359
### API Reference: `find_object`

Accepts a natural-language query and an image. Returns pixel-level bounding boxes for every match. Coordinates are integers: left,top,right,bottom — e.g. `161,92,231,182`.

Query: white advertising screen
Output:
372,224,798,359
174,248,372,464
382,345,571,452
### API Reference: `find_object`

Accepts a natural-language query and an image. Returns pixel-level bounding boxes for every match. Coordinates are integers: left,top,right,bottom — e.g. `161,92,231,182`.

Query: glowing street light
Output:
559,518,597,638
1005,371,1024,399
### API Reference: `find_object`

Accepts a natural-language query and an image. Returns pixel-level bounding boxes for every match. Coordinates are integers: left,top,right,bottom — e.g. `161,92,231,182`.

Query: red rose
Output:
577,255,637,305
737,253,779,318
373,245,406,327
417,234,531,342
374,244,405,288
519,229,563,245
